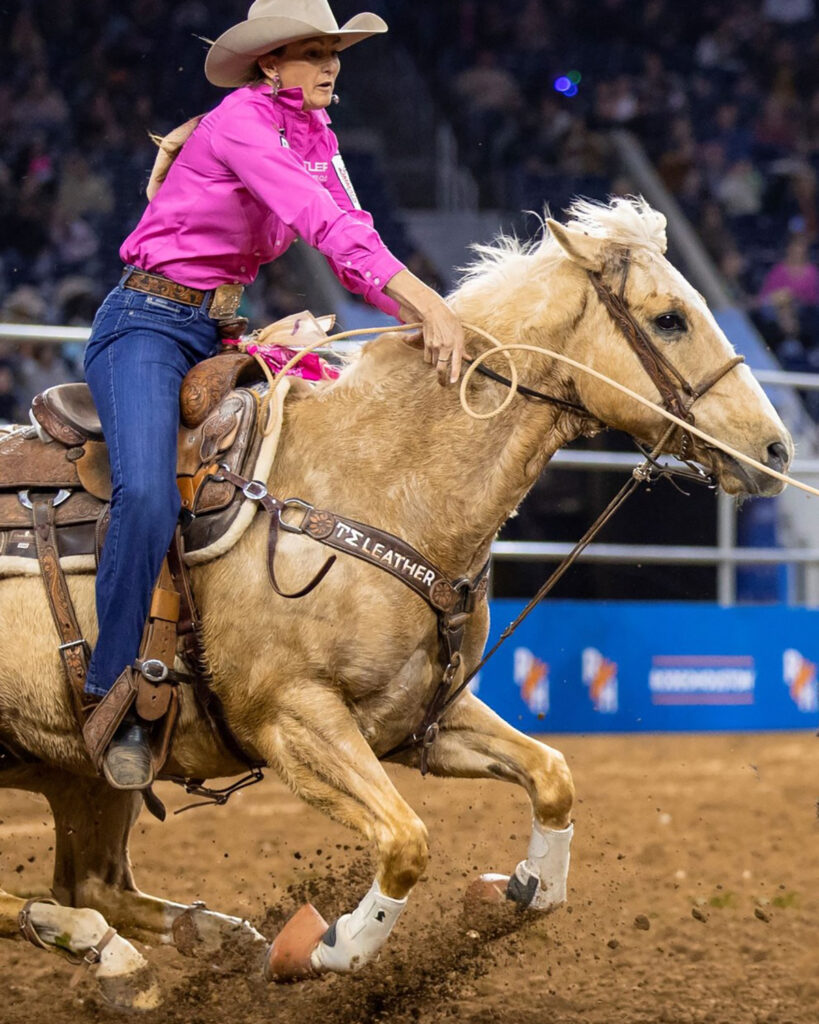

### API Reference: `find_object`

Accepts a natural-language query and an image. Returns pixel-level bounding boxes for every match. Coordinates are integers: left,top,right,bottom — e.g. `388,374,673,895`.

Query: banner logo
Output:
582,647,618,713
783,649,818,712
649,655,755,705
514,648,549,715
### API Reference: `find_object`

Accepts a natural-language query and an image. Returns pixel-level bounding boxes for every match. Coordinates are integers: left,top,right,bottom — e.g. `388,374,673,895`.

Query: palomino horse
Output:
0,198,793,1007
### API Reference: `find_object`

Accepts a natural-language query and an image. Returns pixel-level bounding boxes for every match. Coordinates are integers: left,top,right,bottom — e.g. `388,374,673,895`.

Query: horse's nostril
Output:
766,441,790,472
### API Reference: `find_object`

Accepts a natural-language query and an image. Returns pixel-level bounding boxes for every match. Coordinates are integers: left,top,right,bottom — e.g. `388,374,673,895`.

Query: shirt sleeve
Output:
319,131,406,317
208,103,405,317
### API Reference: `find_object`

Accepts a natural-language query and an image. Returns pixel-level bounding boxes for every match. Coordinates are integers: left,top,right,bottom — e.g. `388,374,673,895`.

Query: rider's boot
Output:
82,668,155,790
102,714,155,790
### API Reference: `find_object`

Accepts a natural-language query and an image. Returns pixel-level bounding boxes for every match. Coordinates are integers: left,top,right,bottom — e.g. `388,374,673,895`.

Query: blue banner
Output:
475,601,819,733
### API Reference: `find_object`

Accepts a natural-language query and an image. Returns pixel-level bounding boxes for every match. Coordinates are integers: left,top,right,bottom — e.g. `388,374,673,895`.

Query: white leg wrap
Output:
29,902,150,976
310,880,407,973
510,820,573,911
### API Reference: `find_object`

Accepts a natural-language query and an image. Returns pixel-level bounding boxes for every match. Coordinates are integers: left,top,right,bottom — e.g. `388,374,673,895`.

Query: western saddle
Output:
0,349,276,784
0,349,273,561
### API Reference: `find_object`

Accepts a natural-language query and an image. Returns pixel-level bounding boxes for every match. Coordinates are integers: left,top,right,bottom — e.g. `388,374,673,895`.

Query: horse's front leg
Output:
389,692,574,912
249,680,429,981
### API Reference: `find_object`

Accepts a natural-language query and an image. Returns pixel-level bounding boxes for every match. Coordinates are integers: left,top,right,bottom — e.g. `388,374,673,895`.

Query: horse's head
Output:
542,198,793,497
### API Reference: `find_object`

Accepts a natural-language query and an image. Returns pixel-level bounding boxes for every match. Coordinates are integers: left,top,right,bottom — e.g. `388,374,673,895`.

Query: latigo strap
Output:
29,484,184,776
31,496,89,704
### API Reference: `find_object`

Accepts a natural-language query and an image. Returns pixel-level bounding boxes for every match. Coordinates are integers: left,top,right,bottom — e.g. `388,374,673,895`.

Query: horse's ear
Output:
546,220,606,272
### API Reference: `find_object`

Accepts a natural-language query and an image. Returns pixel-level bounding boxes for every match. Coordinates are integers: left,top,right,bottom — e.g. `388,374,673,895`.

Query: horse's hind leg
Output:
41,775,266,956
389,692,575,912
253,681,429,979
0,884,160,1010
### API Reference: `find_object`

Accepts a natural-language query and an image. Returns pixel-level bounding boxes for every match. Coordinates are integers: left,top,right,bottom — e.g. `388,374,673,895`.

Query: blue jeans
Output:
83,279,220,697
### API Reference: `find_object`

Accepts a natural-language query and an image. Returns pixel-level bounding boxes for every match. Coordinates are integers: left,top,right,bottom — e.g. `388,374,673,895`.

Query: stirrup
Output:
101,720,155,791
82,668,140,772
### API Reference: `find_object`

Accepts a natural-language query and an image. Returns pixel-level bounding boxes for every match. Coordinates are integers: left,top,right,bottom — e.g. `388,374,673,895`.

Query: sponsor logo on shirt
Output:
332,154,361,209
783,648,818,712
648,654,755,705
582,647,618,713
305,161,329,173
514,647,549,715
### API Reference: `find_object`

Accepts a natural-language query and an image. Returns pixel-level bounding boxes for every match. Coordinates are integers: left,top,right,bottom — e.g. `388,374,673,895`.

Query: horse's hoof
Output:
172,905,267,958
97,965,162,1012
464,872,511,907
264,904,329,983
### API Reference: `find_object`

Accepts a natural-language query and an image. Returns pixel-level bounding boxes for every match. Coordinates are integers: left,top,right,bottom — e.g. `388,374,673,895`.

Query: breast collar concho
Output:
216,465,488,769
588,256,744,460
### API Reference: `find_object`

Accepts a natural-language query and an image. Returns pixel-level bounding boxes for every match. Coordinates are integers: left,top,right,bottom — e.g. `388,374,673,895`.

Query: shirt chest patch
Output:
332,154,361,210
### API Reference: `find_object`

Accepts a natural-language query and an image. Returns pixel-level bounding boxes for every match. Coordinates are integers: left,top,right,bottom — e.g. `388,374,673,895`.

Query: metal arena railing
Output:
3,323,819,606
497,448,819,607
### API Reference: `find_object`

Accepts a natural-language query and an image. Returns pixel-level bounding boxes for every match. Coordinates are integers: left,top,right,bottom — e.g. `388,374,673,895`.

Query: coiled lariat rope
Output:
243,320,819,498
459,339,819,499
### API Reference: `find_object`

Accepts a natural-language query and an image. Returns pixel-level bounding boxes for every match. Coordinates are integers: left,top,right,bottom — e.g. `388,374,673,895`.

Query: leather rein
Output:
217,255,744,775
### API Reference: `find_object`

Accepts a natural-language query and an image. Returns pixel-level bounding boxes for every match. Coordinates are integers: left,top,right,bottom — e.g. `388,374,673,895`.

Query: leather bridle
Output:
587,256,744,460
472,254,744,463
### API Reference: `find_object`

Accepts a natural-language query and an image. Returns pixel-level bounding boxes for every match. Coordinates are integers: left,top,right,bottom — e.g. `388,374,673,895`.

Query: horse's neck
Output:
275,334,578,577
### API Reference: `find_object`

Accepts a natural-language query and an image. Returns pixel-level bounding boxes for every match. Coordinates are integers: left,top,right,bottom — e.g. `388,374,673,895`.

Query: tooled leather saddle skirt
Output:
0,350,291,576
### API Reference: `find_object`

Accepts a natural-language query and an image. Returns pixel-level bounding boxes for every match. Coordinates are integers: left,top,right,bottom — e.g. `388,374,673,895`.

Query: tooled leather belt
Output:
122,268,244,320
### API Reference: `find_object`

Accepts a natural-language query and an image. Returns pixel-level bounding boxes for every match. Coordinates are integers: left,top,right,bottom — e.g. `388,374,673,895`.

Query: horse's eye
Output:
654,312,686,333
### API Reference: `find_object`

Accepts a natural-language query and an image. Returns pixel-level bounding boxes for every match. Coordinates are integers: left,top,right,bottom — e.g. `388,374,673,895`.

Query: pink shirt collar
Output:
258,83,332,126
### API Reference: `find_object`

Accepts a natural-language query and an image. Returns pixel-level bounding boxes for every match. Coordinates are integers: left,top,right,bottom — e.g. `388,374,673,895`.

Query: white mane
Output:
562,196,667,253
456,196,667,288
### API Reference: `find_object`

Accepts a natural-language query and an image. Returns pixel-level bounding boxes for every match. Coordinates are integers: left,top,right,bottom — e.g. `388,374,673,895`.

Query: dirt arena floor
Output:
0,731,816,1024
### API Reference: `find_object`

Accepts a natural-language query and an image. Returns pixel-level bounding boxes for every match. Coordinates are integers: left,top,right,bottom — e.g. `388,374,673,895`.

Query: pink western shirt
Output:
121,84,406,318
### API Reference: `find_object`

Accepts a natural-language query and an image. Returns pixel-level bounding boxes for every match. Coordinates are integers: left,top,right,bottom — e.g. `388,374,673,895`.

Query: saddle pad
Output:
0,379,291,579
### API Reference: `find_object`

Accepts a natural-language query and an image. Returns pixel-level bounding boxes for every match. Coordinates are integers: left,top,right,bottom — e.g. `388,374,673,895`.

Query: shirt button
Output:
253,251,261,257
240,265,247,273
365,271,371,279
346,260,352,267
374,277,380,285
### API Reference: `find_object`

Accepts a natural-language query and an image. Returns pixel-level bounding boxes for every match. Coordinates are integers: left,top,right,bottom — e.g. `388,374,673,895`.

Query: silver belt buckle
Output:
209,284,243,319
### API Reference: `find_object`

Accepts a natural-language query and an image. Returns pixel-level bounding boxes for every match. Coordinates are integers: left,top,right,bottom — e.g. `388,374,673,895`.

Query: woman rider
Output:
82,0,466,790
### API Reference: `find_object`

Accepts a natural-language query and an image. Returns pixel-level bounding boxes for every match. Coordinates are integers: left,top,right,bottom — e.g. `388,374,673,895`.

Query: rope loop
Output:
235,318,819,500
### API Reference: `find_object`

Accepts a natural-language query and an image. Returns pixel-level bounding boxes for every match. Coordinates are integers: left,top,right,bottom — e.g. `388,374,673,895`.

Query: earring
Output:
268,70,281,96
331,93,340,105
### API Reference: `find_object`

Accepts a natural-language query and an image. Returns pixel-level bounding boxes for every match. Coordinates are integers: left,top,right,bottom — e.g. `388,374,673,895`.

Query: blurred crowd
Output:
4,0,819,422
388,0,819,391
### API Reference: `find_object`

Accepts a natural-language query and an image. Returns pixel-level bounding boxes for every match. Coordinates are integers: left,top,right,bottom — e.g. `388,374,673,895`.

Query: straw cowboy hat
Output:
205,0,388,87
